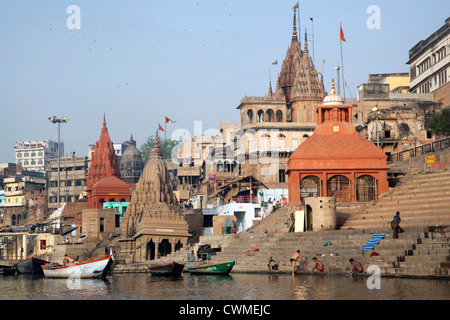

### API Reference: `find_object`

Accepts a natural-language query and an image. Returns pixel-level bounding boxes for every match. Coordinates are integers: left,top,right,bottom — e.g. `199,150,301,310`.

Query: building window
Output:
246,110,253,123
257,110,264,122
278,169,286,183
276,110,283,122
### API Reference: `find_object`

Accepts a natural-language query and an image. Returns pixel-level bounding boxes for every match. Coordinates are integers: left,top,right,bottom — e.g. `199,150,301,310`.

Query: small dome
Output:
323,79,344,106
120,136,143,184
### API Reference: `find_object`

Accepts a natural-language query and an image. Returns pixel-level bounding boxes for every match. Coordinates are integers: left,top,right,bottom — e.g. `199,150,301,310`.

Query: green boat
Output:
187,260,235,275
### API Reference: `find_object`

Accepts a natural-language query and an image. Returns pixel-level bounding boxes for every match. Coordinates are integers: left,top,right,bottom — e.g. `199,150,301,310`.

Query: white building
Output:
408,17,450,94
15,140,63,173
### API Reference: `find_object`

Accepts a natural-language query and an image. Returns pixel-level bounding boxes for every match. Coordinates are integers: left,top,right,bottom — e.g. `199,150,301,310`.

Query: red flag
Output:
165,116,176,124
340,23,346,42
158,123,164,131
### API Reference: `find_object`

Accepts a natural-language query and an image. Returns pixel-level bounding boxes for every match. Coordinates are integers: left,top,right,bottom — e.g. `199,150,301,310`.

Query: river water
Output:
1,272,448,300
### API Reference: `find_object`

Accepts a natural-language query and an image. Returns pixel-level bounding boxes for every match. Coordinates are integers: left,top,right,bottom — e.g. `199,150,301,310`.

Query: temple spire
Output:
292,12,298,43
304,28,308,52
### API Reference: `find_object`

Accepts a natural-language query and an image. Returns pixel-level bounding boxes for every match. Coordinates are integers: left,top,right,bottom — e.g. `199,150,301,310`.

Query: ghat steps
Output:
198,227,449,277
339,168,450,230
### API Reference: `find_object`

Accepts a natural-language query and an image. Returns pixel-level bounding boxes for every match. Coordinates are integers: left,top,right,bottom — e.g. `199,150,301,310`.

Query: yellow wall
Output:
386,76,410,92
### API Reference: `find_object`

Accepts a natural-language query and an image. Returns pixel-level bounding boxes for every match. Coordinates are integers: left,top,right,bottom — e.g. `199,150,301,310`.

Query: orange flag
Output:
340,23,346,42
158,123,164,131
165,116,176,124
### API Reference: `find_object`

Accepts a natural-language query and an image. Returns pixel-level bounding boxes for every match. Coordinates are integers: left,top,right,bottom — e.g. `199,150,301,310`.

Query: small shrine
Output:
286,80,390,204
119,133,192,262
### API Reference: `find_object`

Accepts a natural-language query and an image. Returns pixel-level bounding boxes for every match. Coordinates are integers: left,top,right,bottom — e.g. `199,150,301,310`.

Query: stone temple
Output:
119,133,191,262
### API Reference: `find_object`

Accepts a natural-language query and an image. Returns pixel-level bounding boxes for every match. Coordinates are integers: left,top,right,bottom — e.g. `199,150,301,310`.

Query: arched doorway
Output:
147,240,155,260
300,175,321,199
356,175,377,202
266,109,275,122
306,204,313,231
276,110,283,122
327,175,351,202
158,239,172,257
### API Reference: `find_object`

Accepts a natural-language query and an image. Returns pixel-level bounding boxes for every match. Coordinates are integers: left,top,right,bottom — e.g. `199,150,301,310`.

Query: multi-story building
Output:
15,139,63,173
408,17,450,108
356,74,441,156
2,175,47,226
47,155,89,208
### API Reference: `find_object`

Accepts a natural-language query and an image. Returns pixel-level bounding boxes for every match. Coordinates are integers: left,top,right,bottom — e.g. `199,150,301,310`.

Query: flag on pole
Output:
292,2,299,10
158,123,164,131
272,60,278,65
340,23,346,42
165,116,176,124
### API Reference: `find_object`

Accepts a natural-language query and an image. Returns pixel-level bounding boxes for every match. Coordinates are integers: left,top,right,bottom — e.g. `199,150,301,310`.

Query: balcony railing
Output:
387,137,450,163
230,195,259,204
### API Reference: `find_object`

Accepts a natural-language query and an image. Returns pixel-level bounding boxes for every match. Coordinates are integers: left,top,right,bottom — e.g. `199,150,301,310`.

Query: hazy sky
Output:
1,0,449,163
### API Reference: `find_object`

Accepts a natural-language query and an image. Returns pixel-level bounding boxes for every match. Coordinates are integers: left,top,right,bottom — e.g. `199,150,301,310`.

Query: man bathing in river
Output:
348,258,363,277
290,250,305,275
312,257,324,273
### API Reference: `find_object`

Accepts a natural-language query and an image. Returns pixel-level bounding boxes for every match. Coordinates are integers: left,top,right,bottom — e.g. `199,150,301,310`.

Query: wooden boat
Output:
42,255,113,279
14,257,49,274
187,260,235,275
148,261,185,276
0,264,16,275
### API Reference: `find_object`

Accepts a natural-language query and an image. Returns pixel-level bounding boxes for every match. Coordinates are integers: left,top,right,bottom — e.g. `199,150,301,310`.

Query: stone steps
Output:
340,167,450,230
193,227,450,277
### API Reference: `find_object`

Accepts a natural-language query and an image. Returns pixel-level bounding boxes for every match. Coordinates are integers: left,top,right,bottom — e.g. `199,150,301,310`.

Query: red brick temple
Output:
286,81,390,203
87,116,131,209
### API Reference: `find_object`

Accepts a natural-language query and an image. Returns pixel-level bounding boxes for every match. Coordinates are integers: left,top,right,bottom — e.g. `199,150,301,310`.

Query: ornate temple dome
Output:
323,79,344,106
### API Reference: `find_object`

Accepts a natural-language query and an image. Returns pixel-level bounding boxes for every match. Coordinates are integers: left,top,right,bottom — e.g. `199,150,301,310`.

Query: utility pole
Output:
48,116,69,210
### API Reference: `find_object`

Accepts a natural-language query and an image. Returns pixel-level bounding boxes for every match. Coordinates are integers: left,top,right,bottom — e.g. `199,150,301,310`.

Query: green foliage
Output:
139,135,179,165
426,108,450,137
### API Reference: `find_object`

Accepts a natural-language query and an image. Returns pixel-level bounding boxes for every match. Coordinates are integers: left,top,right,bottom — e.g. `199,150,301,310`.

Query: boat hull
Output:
187,260,235,275
14,257,49,274
42,256,113,279
148,262,184,276
0,265,16,275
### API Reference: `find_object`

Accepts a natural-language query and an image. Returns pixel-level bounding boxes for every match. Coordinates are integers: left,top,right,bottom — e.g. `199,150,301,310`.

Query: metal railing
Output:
387,137,450,163
230,195,259,204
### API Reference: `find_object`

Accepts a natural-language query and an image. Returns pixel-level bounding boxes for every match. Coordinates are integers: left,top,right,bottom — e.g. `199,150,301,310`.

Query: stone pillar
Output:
154,239,159,260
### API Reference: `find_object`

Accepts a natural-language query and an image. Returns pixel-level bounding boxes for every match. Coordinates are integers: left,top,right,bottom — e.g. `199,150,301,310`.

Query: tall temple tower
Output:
279,16,327,123
86,116,130,209
235,10,327,188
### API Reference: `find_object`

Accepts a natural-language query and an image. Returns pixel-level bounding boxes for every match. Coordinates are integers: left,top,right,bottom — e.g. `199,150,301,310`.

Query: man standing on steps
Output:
392,211,402,239
290,250,305,275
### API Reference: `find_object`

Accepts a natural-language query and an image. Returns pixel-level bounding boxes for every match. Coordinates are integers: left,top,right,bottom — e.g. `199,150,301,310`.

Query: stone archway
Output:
300,175,321,199
356,175,377,202
327,175,351,202
158,239,172,257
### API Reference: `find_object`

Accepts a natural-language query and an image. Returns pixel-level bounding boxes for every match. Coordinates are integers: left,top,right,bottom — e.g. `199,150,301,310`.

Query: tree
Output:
426,108,450,137
139,135,179,165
